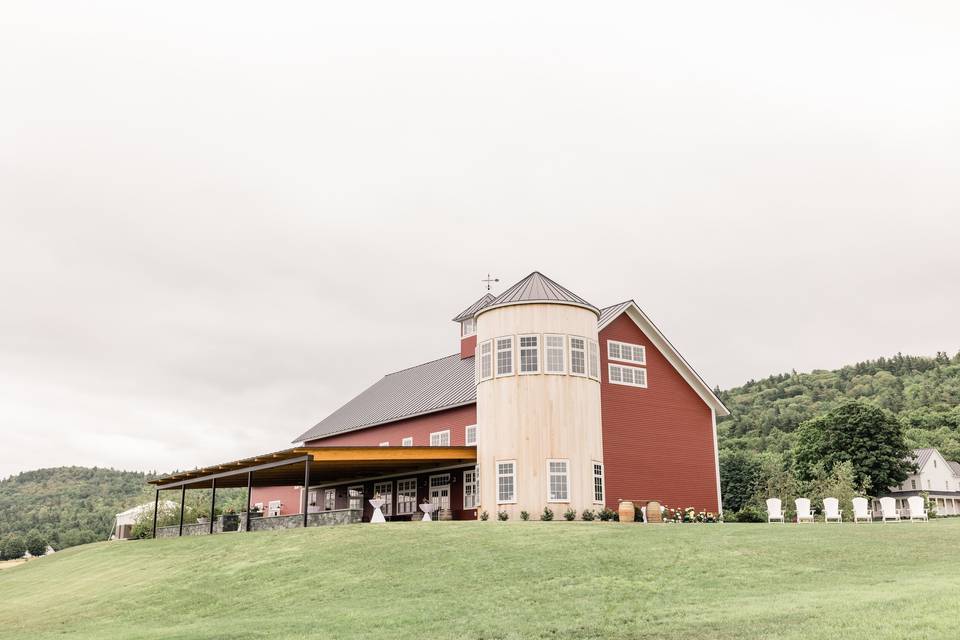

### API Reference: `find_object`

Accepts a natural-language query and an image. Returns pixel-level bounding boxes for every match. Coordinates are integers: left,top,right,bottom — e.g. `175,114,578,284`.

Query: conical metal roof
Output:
451,293,496,322
477,271,599,317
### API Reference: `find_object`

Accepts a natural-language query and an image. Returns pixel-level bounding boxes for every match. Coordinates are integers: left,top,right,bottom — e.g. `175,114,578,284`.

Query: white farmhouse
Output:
872,448,960,516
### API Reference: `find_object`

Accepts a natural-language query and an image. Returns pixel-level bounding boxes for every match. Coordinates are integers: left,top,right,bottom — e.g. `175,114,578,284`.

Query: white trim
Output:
517,334,541,375
598,301,729,416
588,339,600,381
592,461,605,504
429,430,451,447
347,485,364,511
465,424,478,446
496,459,517,504
461,317,476,337
401,437,413,447
478,340,493,381
463,467,479,510
568,335,587,377
495,335,515,377
379,441,389,447
607,339,646,365
476,299,600,319
373,480,393,517
543,334,566,374
711,408,722,514
323,488,336,510
546,458,570,503
608,363,647,388
395,477,417,515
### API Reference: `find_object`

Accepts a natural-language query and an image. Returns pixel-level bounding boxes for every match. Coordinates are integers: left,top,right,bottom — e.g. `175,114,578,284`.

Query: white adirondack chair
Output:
907,496,929,522
879,497,900,522
766,498,785,523
823,497,842,523
852,497,872,523
795,498,815,523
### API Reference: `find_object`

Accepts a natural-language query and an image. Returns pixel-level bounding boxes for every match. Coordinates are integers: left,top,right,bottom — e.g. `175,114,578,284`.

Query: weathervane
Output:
482,273,499,291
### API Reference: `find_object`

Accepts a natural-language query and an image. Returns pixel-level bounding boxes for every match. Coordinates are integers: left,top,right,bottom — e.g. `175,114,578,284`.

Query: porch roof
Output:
149,446,477,490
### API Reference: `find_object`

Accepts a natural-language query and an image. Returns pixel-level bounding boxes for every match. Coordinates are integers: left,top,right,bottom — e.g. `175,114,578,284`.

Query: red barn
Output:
150,272,727,533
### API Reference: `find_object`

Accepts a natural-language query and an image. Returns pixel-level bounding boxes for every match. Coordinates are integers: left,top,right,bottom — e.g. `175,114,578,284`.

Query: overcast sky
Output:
2,2,958,480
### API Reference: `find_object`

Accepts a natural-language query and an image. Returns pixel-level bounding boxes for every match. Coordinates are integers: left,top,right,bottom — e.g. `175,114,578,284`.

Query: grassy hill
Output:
1,521,959,639
717,351,960,459
0,467,161,549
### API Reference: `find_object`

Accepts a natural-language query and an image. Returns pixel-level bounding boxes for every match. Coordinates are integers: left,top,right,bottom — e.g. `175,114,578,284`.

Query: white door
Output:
429,474,451,512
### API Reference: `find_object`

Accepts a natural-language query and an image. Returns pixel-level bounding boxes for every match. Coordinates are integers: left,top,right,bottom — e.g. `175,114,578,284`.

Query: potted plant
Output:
247,505,263,519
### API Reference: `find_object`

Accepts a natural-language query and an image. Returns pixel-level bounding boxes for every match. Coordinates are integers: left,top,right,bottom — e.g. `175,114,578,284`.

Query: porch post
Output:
302,458,310,528
152,489,160,539
178,485,186,536
246,471,253,532
209,478,217,535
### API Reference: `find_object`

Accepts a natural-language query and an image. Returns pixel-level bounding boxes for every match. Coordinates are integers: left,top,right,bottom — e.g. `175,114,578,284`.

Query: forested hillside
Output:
717,351,960,460
0,467,158,549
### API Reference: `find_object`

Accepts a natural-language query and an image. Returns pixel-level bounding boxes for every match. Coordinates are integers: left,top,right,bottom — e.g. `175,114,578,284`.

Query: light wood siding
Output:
476,303,604,519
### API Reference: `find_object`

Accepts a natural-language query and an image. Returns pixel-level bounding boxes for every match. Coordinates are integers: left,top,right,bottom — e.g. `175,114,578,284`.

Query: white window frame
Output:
569,336,587,377
348,485,364,511
396,478,417,515
592,462,605,504
588,339,600,381
495,335,515,377
518,334,540,375
479,340,493,381
401,437,413,447
379,441,389,447
465,424,478,446
323,488,336,511
546,459,570,503
373,480,393,517
496,460,517,504
607,339,647,365
463,467,479,510
429,430,451,447
608,363,648,388
544,334,566,374
462,317,476,337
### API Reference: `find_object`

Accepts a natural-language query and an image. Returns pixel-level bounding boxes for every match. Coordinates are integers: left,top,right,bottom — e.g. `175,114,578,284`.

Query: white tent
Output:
112,501,177,540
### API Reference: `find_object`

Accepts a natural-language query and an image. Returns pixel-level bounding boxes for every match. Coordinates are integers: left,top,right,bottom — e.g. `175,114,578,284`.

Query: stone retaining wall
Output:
155,509,361,538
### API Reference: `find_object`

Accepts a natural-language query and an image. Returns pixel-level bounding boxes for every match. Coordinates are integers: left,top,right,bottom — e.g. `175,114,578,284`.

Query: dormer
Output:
452,293,495,359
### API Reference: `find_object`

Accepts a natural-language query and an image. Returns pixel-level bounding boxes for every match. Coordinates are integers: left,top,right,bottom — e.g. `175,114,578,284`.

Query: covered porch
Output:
148,446,477,537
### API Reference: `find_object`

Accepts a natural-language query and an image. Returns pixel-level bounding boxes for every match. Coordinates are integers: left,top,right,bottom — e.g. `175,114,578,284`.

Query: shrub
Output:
520,510,530,521
2,535,26,561
541,506,554,521
598,507,617,522
497,510,509,521
479,510,489,521
563,508,577,521
734,506,766,523
581,509,596,521
25,530,47,557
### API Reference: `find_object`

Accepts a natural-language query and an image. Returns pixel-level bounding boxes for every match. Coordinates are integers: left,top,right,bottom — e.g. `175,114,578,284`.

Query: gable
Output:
598,302,728,416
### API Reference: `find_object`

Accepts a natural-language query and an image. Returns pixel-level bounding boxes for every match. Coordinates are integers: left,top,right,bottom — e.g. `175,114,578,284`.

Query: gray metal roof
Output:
598,301,632,328
478,272,599,317
949,461,960,477
913,448,936,469
293,354,477,443
452,293,495,322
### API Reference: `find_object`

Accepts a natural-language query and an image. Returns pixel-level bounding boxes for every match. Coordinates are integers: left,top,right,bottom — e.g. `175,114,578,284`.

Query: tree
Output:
794,401,913,493
2,534,26,561
25,529,47,557
719,450,763,512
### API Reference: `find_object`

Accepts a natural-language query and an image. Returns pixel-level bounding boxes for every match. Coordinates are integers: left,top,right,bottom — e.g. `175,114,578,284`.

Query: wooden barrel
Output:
618,500,635,523
646,501,662,523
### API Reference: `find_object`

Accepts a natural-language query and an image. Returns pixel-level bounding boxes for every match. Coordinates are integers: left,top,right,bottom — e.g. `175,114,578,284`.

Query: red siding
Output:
249,485,302,516
460,336,477,359
305,404,477,447
599,313,719,514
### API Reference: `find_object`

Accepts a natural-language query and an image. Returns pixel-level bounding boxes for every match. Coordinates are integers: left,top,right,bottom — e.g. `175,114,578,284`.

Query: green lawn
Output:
1,519,959,639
